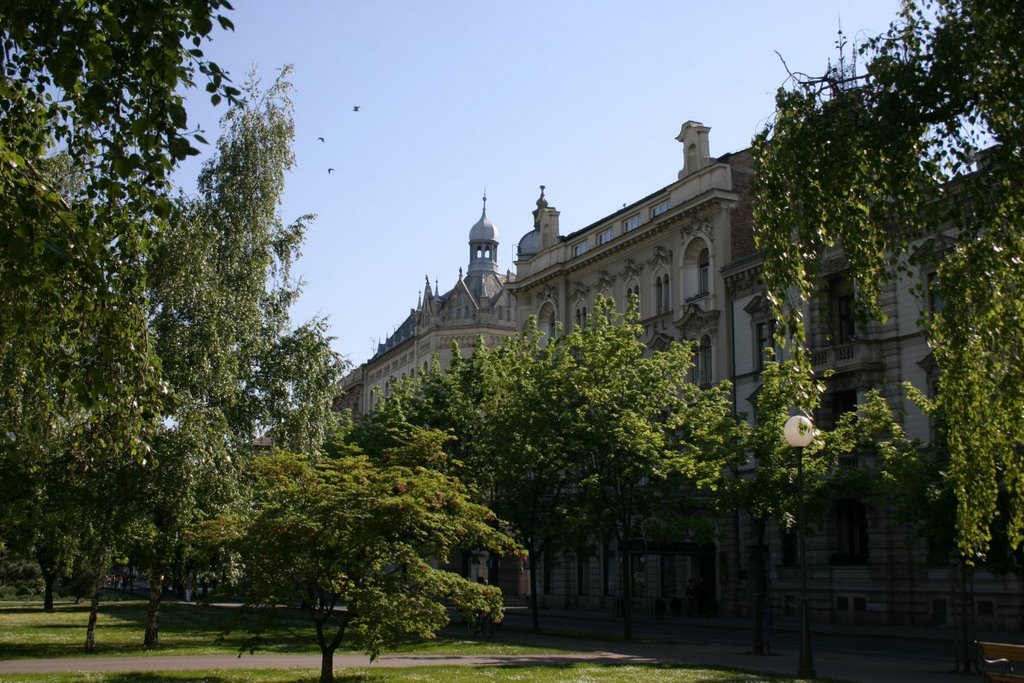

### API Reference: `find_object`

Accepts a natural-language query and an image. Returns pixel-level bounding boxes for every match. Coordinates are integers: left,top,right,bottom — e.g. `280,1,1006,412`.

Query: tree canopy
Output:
138,67,343,648
215,434,513,683
753,0,1024,560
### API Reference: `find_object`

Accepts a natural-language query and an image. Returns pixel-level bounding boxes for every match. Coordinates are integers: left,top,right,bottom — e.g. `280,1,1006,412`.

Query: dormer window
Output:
650,200,669,218
573,241,589,257
597,226,615,245
622,214,641,232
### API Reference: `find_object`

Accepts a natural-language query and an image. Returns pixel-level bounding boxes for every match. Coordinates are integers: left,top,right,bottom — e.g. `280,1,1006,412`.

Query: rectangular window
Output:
650,200,669,218
597,226,615,245
827,276,856,343
833,499,869,565
622,214,641,232
828,390,858,429
837,293,855,342
572,241,589,257
755,320,778,370
781,528,797,567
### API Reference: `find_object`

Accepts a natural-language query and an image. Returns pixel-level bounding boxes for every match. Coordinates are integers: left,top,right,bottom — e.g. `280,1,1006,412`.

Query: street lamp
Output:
784,414,816,679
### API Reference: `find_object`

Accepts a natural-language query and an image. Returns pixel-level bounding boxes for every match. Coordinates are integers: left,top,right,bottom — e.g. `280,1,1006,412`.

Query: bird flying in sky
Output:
353,106,360,112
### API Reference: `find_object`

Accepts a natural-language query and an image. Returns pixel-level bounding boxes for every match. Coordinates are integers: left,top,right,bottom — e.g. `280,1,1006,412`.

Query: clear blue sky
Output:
177,0,902,367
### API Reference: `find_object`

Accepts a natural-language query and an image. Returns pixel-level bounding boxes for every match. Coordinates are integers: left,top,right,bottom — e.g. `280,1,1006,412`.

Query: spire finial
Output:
482,189,487,213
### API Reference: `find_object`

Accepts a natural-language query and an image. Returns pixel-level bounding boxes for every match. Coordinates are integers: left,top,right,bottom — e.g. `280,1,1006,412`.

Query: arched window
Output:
662,273,671,312
698,248,710,295
574,306,588,329
538,302,557,340
625,283,640,314
655,277,664,313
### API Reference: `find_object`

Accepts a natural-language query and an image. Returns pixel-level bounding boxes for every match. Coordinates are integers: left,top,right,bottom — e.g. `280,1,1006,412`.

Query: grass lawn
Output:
0,594,562,660
0,664,799,682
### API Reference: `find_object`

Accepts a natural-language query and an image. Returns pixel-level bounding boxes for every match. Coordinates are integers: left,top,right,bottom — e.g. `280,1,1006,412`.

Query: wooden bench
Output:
978,641,1024,682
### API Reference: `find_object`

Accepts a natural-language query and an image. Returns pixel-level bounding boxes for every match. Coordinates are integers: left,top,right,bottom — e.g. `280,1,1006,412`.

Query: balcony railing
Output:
811,341,882,371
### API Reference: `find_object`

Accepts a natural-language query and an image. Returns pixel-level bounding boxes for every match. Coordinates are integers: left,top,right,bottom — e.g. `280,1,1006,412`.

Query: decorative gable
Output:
675,302,720,337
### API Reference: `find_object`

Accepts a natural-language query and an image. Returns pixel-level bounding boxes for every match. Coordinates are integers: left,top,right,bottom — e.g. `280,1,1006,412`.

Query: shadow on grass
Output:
100,675,314,683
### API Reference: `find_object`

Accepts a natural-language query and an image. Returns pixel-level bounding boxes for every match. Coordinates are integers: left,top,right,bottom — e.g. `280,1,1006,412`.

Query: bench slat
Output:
979,642,1024,662
978,641,1024,683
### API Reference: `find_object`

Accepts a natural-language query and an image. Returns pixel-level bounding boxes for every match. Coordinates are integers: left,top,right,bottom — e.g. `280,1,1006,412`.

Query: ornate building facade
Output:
337,199,518,415
506,121,1022,630
338,121,1022,631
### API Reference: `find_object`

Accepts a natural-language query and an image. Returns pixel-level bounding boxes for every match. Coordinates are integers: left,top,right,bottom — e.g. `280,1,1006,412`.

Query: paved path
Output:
0,651,648,675
0,606,1009,682
0,635,970,682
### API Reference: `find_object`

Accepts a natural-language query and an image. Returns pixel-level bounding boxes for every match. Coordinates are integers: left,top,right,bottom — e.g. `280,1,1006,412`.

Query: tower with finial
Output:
468,192,500,276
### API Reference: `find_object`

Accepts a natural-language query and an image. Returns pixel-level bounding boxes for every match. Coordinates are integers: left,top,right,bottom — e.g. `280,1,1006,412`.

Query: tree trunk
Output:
144,564,165,648
34,539,59,612
621,545,633,641
527,541,540,632
315,611,345,683
43,573,57,612
319,646,334,683
84,567,103,652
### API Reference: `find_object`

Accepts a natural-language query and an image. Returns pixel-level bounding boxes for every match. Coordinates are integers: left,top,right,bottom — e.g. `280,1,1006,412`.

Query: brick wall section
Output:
726,148,756,260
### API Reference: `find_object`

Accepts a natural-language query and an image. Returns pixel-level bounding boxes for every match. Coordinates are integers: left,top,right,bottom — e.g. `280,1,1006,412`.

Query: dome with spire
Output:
469,194,499,242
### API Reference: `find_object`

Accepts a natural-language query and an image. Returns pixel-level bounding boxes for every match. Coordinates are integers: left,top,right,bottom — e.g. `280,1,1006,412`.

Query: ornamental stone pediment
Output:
647,246,672,269
680,214,715,243
619,258,643,279
743,293,772,318
569,280,590,303
595,270,616,291
675,302,720,337
910,231,957,266
648,332,675,353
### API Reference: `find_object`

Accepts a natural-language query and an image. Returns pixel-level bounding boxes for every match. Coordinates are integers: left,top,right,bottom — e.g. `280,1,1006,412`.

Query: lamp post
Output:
784,414,816,679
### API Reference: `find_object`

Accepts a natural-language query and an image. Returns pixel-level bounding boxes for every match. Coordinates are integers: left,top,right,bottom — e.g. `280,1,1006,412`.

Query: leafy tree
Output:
470,320,579,633
139,67,343,648
753,0,1024,559
212,433,514,683
564,296,736,640
1,0,239,649
0,0,239,474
